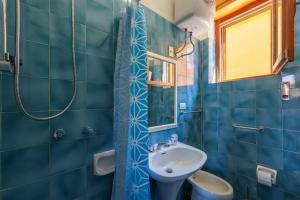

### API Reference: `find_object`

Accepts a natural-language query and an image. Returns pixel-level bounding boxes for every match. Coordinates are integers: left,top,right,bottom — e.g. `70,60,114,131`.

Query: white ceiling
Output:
141,0,175,23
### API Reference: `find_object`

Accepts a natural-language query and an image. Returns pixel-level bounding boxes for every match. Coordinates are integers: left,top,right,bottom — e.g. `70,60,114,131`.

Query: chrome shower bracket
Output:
0,54,16,72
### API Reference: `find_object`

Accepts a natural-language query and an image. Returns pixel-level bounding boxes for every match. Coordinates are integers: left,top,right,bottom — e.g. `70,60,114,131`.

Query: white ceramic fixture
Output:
93,150,115,176
188,170,233,200
149,142,207,200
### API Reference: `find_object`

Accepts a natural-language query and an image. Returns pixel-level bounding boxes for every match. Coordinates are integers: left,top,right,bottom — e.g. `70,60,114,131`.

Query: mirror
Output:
147,52,177,133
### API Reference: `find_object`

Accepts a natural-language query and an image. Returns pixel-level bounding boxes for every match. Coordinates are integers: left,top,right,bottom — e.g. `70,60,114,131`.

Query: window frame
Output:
215,0,295,83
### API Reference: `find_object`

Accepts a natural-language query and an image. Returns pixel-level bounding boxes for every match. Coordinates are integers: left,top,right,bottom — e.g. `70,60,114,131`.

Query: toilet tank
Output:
174,0,215,37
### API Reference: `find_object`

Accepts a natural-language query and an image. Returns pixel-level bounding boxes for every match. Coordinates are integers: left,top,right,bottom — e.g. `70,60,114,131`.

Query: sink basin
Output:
149,142,207,200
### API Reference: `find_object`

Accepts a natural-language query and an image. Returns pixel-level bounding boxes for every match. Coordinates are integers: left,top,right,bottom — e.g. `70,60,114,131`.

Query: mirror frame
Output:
147,51,178,133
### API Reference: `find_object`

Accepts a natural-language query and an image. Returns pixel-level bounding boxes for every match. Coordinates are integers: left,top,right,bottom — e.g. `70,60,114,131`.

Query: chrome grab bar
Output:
179,110,202,115
232,123,264,132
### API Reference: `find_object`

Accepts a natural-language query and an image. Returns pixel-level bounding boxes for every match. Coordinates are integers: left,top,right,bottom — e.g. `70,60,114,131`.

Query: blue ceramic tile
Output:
283,130,300,153
256,108,282,129
87,0,113,32
50,14,86,52
203,122,218,153
86,187,112,200
87,55,114,84
50,80,86,111
286,44,300,68
218,153,236,171
2,74,50,112
236,141,257,162
203,92,218,108
22,0,49,11
257,128,283,149
257,185,284,200
256,89,281,108
22,41,49,78
283,88,300,109
86,110,113,136
283,151,300,172
0,179,50,200
50,0,86,24
86,135,113,165
218,82,232,93
233,108,255,126
50,139,86,173
284,192,300,200
50,47,86,81
50,168,86,200
203,151,221,172
218,108,232,125
279,171,300,196
232,79,256,91
86,27,113,59
203,108,218,122
86,83,113,109
235,175,257,200
235,128,257,144
283,109,300,131
256,76,281,90
236,158,256,178
232,91,255,108
218,123,235,141
1,145,49,188
21,4,49,44
86,166,113,195
218,92,232,108
218,138,236,156
258,146,283,169
50,110,86,141
1,112,49,150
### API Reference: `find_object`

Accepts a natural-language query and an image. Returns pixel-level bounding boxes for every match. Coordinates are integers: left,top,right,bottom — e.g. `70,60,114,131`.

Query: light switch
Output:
168,46,175,57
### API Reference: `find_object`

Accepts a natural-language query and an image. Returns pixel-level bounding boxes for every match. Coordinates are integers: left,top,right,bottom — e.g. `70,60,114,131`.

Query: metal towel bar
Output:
232,123,264,132
179,110,202,115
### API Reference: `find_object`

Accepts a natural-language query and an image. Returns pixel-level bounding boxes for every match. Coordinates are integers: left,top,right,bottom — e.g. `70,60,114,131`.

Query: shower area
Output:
0,0,126,199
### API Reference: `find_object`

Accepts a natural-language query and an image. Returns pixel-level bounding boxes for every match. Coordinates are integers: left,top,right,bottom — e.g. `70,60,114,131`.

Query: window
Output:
215,0,295,82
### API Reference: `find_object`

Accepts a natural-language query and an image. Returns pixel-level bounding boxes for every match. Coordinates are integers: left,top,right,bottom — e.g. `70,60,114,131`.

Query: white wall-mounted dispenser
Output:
257,165,277,187
281,75,295,101
174,0,215,37
94,150,115,176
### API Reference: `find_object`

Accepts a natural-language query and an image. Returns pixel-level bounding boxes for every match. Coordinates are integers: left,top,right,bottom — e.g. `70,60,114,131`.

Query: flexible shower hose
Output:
14,0,77,120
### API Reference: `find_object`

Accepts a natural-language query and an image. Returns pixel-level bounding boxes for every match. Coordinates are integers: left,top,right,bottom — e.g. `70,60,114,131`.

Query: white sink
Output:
149,142,207,200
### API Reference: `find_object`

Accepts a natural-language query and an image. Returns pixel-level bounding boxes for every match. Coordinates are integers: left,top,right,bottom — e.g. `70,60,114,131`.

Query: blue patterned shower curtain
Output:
113,1,150,200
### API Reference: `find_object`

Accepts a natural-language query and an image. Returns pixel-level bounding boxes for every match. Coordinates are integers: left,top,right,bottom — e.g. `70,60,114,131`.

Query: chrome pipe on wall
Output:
0,0,13,72
297,0,300,5
1,0,7,57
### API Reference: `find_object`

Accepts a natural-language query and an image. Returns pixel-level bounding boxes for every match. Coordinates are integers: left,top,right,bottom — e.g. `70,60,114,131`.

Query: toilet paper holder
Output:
256,165,277,185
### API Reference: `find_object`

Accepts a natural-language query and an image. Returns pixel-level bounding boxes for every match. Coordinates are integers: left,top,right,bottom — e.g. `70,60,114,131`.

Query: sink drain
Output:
165,168,173,173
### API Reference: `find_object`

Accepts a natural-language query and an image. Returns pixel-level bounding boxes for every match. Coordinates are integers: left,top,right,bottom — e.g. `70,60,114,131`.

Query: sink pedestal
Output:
157,180,184,200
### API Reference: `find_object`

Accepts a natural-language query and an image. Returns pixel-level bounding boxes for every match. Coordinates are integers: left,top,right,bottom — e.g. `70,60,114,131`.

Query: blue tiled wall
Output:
0,0,125,199
144,7,203,150
202,5,300,200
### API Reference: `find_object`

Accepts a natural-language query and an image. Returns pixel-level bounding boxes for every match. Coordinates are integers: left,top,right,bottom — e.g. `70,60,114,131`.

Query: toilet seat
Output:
188,170,233,200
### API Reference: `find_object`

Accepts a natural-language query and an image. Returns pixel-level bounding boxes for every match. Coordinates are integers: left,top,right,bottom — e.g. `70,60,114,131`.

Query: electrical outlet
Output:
179,103,186,110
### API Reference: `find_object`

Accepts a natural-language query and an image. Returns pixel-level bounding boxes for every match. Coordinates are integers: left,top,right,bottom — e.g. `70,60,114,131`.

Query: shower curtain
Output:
113,1,150,200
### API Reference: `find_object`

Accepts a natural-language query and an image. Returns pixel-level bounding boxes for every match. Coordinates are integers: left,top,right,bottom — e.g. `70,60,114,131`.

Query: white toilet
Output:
188,170,233,200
